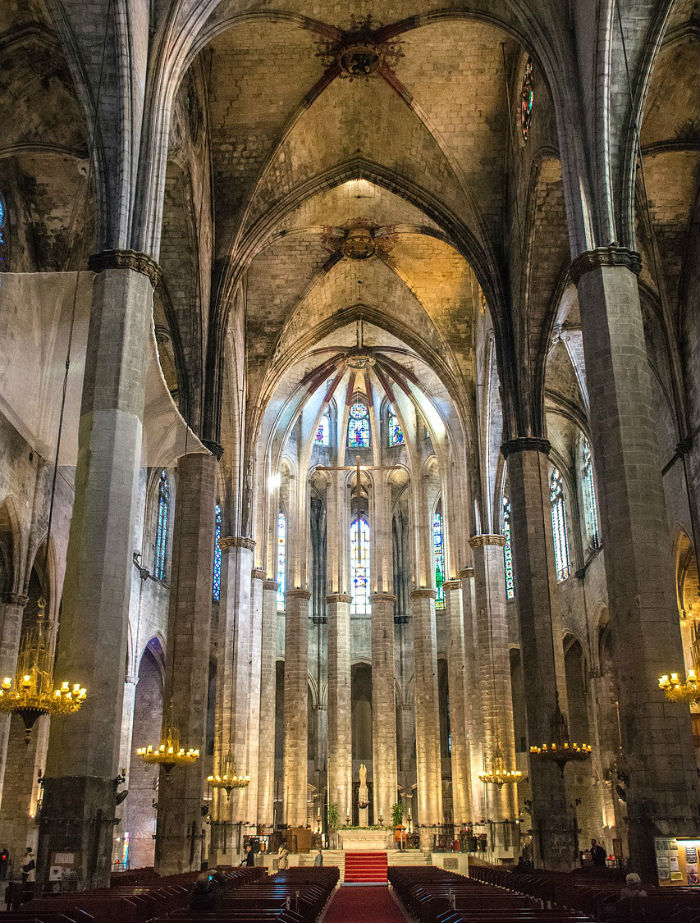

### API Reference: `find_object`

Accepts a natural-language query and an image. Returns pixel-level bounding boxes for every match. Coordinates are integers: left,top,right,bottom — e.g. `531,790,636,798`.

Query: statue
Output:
358,763,369,826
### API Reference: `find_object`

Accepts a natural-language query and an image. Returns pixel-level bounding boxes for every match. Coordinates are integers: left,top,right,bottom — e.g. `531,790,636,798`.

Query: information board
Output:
655,837,700,887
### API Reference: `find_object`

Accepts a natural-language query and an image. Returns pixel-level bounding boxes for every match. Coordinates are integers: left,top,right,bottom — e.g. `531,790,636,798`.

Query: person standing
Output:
277,845,289,870
590,838,607,868
313,848,323,867
20,848,35,885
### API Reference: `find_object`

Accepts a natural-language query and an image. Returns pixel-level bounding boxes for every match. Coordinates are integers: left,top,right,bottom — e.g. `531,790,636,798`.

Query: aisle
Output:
323,884,407,923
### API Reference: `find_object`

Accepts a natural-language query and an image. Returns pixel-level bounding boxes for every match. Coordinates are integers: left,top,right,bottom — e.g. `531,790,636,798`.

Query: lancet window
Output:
315,413,330,446
520,57,534,141
388,405,404,446
581,437,600,549
550,468,571,581
350,513,371,615
502,495,515,600
212,504,222,601
154,469,169,581
348,402,370,448
277,511,287,610
433,507,445,609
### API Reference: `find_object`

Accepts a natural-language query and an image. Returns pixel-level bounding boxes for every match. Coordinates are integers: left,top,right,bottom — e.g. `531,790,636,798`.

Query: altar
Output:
337,828,392,851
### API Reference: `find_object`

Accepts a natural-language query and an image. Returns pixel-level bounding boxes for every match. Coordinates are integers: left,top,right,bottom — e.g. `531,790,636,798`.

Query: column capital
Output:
501,436,551,458
369,592,396,603
442,579,462,591
285,588,311,600
410,587,436,600
251,568,266,581
88,249,162,287
469,534,506,548
457,567,474,579
327,593,352,604
3,592,29,607
569,245,642,284
219,535,255,552
201,439,224,460
124,673,139,686
263,579,279,591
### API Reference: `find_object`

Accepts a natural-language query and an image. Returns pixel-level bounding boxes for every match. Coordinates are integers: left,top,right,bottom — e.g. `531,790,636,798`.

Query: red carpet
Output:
344,851,388,882
324,884,407,922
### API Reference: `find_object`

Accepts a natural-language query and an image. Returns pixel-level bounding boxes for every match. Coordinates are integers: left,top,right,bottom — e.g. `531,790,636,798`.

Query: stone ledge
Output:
469,534,507,548
88,249,161,287
327,593,352,603
285,588,311,600
410,587,436,600
251,568,267,581
457,567,474,579
219,535,255,551
263,579,280,591
501,436,551,458
369,592,396,602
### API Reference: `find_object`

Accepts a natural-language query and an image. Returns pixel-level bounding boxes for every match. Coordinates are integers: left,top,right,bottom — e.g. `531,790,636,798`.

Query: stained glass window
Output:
154,469,169,581
581,437,600,549
212,504,222,601
315,413,330,446
347,402,370,448
350,514,371,615
388,405,404,447
503,496,515,600
433,508,445,609
277,511,286,610
520,57,534,142
550,468,570,581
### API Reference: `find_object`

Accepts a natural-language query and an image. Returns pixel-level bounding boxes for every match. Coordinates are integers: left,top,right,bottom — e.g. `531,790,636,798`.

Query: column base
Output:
37,775,116,890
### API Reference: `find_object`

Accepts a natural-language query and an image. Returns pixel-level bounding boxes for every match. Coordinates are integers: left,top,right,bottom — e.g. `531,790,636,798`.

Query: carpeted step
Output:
344,851,388,882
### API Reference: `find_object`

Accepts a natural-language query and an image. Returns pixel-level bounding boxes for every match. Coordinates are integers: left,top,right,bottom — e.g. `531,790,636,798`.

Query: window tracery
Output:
503,495,515,600
388,405,404,446
315,413,330,446
348,402,370,448
581,437,600,549
212,504,222,601
350,513,371,615
433,507,445,609
550,468,570,581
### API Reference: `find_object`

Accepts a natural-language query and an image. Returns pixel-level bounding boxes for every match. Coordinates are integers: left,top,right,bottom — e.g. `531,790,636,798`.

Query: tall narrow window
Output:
350,514,371,615
550,468,571,581
347,402,370,448
212,503,222,601
433,507,445,609
520,57,534,142
154,469,169,581
388,405,404,446
314,413,330,447
581,437,600,549
277,511,287,610
503,496,515,600
0,194,6,268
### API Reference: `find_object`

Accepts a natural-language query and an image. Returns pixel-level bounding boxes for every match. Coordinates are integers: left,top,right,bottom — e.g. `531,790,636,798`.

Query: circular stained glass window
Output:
520,58,534,142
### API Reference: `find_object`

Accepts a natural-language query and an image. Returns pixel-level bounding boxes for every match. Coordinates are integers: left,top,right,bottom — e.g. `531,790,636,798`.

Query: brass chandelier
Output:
478,735,524,789
207,747,250,798
136,700,200,772
0,599,86,742
529,695,591,772
658,668,698,705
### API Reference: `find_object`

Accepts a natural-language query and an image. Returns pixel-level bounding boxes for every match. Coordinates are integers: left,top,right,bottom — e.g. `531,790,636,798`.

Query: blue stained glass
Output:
0,195,6,267
154,469,169,581
350,514,371,615
388,406,404,446
348,402,370,448
520,58,534,142
433,508,445,609
212,504,222,601
315,414,330,446
503,496,515,600
277,511,286,610
550,468,571,581
581,438,600,549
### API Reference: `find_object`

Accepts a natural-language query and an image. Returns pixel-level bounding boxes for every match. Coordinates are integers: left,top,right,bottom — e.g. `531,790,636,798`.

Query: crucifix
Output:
315,454,402,485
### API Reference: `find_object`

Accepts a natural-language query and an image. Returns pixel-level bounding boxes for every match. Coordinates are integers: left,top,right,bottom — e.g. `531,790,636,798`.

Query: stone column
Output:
155,451,217,875
410,587,442,844
502,438,575,869
370,592,398,824
211,535,255,864
326,593,352,824
114,673,138,841
246,569,265,826
470,536,518,853
459,568,482,818
443,579,472,827
283,588,310,827
572,248,699,878
0,592,29,805
257,579,278,829
38,252,157,889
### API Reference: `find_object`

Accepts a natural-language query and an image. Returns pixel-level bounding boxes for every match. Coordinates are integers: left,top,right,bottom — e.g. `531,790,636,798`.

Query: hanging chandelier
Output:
136,701,200,772
658,669,698,705
0,599,86,742
478,735,524,789
207,748,250,798
529,695,591,772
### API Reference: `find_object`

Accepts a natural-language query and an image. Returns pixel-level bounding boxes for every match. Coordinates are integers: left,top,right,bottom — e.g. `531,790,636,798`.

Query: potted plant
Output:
327,802,339,849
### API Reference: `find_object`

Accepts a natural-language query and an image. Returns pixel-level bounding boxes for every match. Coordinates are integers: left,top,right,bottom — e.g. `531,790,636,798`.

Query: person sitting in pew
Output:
187,872,222,911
